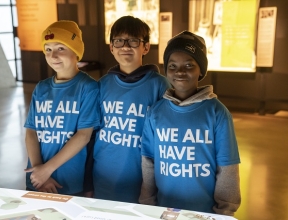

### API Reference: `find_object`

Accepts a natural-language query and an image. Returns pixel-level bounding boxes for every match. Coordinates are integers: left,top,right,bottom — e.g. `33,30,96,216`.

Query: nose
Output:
51,50,58,58
123,40,131,48
175,66,186,75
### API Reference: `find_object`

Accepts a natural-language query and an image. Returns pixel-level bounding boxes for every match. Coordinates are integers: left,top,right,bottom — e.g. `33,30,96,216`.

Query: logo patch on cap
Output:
185,43,196,53
71,33,76,40
44,30,54,40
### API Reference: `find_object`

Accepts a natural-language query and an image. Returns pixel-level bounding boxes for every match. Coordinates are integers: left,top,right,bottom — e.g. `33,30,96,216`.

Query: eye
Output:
45,48,52,52
114,39,123,43
58,47,65,51
168,63,176,69
129,39,139,43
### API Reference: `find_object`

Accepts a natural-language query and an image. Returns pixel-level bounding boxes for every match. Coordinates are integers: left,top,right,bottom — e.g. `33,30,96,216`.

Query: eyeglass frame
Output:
111,38,146,48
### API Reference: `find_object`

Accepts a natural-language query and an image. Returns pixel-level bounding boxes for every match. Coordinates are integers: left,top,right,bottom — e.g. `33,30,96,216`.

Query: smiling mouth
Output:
174,78,187,81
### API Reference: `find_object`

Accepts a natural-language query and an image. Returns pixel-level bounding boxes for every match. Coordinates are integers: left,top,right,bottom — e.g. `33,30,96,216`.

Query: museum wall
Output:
20,0,288,114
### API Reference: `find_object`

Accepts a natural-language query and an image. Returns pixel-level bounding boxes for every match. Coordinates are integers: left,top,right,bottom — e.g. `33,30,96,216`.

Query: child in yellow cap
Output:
24,20,100,196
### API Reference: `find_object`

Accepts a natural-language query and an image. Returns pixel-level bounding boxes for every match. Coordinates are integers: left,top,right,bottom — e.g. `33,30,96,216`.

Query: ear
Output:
109,43,113,54
142,42,150,55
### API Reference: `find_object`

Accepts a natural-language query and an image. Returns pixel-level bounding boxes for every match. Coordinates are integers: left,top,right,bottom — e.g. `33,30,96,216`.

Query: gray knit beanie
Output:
163,30,208,81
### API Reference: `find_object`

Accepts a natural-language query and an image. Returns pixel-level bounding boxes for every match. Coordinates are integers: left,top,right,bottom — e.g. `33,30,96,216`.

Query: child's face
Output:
109,33,150,74
166,51,201,101
44,42,78,75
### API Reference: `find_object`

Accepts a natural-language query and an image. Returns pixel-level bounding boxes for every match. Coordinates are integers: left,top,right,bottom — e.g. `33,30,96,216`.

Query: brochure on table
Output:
0,188,236,220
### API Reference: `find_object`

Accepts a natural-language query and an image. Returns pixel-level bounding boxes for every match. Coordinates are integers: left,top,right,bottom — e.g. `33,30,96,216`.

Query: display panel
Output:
16,0,57,51
158,12,172,64
0,188,237,220
189,0,259,72
256,7,277,67
104,0,159,44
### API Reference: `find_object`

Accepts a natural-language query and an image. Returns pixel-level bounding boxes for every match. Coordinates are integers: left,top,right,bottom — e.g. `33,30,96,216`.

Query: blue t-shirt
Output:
141,98,240,213
93,70,170,203
24,72,100,195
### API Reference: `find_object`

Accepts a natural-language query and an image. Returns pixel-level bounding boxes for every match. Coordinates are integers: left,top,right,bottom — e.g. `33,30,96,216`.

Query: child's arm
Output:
26,127,93,189
25,128,43,167
139,156,157,205
25,128,63,192
213,164,241,216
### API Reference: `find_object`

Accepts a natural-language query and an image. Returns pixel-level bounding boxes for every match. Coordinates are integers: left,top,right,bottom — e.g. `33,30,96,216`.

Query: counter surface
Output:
0,188,236,220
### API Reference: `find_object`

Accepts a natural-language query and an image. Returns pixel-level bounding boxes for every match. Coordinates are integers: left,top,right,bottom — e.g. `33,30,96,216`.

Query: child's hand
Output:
37,177,63,194
25,164,53,189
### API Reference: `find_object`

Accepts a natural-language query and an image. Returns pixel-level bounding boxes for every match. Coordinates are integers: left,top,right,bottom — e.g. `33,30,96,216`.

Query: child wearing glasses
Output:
90,15,170,203
139,31,241,216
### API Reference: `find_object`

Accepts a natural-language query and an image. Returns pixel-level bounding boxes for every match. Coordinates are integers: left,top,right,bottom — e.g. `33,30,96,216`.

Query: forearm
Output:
25,128,42,166
45,127,93,173
139,156,157,205
213,164,241,216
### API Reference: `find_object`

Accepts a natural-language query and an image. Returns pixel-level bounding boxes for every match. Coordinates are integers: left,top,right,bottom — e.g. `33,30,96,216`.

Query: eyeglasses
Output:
111,38,145,48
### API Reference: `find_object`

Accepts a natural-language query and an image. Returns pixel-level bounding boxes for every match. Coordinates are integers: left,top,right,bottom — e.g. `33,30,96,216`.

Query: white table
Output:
0,188,237,220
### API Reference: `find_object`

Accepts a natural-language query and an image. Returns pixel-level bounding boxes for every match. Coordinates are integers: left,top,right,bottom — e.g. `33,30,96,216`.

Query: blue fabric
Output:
24,72,100,195
93,70,170,203
141,98,240,213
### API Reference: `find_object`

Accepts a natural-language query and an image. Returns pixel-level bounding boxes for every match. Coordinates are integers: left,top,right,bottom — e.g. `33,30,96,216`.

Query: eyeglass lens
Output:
113,39,142,48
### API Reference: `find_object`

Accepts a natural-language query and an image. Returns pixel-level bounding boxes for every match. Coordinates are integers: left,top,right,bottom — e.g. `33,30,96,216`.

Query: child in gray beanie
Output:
139,30,241,216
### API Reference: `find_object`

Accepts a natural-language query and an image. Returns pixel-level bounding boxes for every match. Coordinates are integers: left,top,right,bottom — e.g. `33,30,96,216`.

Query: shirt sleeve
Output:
24,85,39,130
77,83,100,130
213,164,241,216
139,156,157,205
141,109,155,159
215,103,240,166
